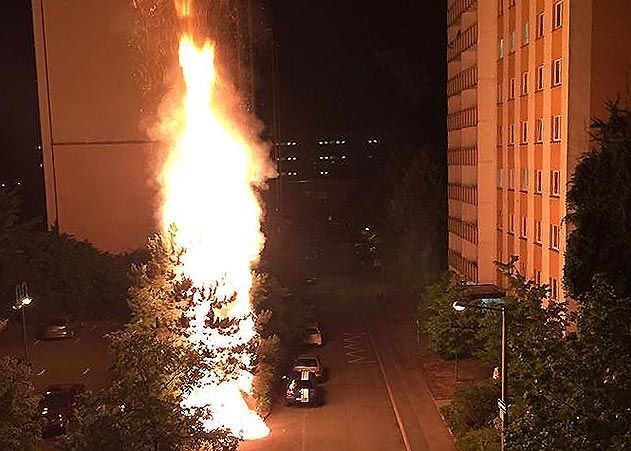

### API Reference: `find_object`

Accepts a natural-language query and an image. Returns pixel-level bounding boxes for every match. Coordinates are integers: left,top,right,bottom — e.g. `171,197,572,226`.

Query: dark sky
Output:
0,0,445,217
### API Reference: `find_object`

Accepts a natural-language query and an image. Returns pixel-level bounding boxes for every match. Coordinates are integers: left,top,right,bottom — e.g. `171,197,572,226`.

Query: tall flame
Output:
159,33,270,439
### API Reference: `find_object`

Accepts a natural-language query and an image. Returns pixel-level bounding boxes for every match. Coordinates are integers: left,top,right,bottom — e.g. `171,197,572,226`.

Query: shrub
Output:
456,428,500,451
440,381,499,436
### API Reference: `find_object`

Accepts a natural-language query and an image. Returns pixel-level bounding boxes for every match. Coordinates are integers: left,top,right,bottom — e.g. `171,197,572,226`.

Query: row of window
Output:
447,0,477,27
498,168,561,196
448,249,479,283
448,183,478,205
447,107,478,131
447,146,477,166
448,216,479,244
498,2,563,58
499,116,562,145
447,65,478,98
499,59,563,102
448,23,478,63
501,214,561,250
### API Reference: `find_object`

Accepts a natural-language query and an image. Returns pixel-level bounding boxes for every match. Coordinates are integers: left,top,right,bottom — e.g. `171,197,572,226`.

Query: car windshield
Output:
306,327,320,335
43,391,74,408
295,358,318,367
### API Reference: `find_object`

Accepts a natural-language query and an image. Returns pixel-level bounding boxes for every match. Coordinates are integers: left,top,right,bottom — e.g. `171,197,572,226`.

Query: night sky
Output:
0,0,445,218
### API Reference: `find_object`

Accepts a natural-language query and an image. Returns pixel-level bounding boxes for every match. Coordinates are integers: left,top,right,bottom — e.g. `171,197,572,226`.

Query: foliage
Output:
63,231,239,451
565,103,631,298
0,356,42,451
0,189,129,322
385,148,445,291
441,382,499,437
251,335,281,417
419,272,483,359
456,428,500,451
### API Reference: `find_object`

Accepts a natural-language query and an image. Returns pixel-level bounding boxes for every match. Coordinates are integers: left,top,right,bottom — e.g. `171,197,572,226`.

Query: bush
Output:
456,428,500,451
440,381,499,436
251,335,281,417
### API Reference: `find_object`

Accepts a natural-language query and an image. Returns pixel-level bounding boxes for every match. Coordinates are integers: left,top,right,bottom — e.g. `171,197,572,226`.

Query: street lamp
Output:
453,299,508,451
13,282,33,365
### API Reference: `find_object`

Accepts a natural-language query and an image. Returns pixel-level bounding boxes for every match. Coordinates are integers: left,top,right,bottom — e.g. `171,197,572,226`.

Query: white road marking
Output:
342,332,377,364
81,367,91,376
368,329,412,451
36,368,47,376
33,339,40,345
73,337,81,343
301,410,307,451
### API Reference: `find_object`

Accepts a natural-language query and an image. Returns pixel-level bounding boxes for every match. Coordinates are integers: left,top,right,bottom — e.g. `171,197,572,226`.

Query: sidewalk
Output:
370,291,490,451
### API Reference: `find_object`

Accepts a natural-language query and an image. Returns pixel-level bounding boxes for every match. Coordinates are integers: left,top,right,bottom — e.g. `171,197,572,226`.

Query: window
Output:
552,59,562,86
499,38,505,58
552,115,562,142
510,30,516,52
551,170,560,196
535,118,544,143
520,216,527,238
497,126,503,145
550,224,560,250
498,168,504,187
509,213,515,233
509,78,515,99
498,208,504,229
509,124,515,144
521,121,528,144
535,219,542,243
497,80,503,102
536,65,544,90
521,168,528,191
535,270,542,285
498,0,504,16
535,170,543,193
550,277,558,299
536,12,545,37
521,72,528,95
523,22,530,45
553,2,563,29
509,168,515,189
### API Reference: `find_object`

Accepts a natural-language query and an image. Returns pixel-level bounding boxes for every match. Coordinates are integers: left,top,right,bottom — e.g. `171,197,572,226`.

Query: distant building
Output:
447,0,631,299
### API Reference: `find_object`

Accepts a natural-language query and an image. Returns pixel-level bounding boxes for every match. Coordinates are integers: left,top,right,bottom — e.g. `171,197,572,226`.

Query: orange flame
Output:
159,34,270,439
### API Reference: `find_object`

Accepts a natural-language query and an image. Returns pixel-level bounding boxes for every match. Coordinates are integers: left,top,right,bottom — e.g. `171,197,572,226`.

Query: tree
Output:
63,231,240,450
0,356,42,451
386,148,446,291
565,103,631,298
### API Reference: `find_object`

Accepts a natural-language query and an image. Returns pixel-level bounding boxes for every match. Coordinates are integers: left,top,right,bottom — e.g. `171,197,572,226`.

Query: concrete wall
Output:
32,0,163,252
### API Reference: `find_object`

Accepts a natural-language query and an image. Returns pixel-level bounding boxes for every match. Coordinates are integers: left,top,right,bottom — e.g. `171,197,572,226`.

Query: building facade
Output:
447,0,631,299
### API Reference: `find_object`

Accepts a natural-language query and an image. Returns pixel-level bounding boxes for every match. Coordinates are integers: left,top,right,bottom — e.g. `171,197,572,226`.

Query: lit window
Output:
553,2,563,29
521,121,528,144
535,118,544,143
521,72,528,95
551,170,561,196
510,30,516,52
509,78,515,98
535,220,542,243
552,59,562,86
535,170,543,193
509,124,515,144
499,38,505,58
523,21,530,45
552,115,562,142
536,12,545,38
536,65,544,90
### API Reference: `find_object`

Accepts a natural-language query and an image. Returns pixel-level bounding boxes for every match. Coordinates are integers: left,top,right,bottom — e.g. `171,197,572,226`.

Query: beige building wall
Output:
448,0,631,300
32,0,160,252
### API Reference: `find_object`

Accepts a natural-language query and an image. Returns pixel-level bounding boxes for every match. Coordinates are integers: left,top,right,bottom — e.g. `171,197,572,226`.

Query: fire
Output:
158,30,270,440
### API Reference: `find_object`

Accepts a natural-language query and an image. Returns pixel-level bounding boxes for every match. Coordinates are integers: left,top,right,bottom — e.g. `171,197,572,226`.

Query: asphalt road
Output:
240,312,410,451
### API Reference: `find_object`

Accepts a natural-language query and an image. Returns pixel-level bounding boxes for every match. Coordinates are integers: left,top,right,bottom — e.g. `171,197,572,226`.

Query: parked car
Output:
37,317,77,340
40,384,85,437
303,324,324,346
284,370,322,407
292,355,324,380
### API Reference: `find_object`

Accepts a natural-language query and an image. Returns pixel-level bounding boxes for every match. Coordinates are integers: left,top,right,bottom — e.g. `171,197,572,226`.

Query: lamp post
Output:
14,282,33,365
453,300,508,451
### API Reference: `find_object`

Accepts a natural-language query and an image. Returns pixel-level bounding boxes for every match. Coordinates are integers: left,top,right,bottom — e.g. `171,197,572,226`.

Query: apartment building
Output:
447,0,631,299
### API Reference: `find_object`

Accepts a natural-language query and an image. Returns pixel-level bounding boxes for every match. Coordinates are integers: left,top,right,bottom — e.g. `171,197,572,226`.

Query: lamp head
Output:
22,296,32,306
